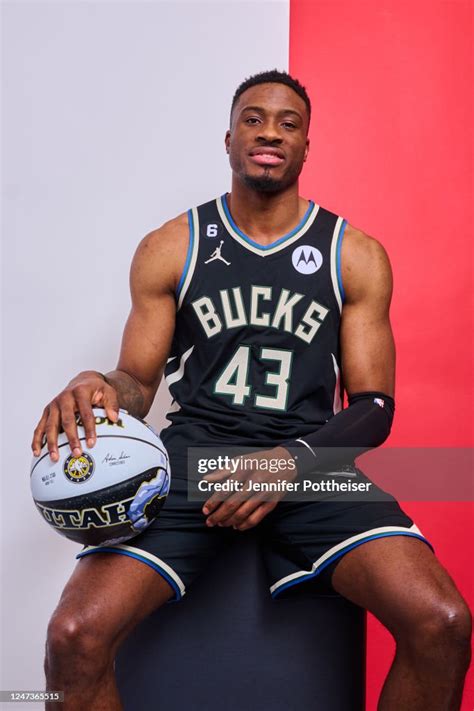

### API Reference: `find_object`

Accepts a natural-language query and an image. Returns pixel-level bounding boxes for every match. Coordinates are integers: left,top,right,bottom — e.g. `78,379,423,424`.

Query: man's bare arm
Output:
32,213,189,461
340,224,395,396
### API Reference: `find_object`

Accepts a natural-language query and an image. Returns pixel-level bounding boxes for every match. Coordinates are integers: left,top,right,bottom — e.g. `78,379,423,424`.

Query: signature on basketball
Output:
102,451,131,466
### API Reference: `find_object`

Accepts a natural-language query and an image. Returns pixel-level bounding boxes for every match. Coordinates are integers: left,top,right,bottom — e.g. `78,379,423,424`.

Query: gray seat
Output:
116,531,366,711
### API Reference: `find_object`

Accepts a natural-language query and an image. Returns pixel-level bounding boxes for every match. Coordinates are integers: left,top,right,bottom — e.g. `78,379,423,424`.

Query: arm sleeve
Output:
282,391,395,476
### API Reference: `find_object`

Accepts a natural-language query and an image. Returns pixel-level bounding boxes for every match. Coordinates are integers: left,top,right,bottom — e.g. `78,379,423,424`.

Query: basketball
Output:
30,408,171,546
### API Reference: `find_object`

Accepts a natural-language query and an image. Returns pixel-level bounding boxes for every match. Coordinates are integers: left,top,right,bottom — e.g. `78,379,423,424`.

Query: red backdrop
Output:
289,0,473,707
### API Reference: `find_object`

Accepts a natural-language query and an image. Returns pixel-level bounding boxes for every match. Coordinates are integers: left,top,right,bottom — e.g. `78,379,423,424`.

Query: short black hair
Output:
230,69,311,126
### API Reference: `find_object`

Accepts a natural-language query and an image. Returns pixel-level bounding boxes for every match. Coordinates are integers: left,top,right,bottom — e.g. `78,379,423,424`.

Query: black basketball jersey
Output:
160,193,347,453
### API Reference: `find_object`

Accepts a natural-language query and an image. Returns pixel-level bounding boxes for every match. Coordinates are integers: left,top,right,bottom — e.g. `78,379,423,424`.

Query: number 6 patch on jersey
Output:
202,222,222,239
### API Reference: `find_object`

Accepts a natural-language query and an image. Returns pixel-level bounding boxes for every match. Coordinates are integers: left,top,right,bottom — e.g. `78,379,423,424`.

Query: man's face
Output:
225,82,310,193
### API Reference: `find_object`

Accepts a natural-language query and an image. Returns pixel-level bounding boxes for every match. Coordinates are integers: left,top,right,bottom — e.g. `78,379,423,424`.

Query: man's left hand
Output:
201,446,297,531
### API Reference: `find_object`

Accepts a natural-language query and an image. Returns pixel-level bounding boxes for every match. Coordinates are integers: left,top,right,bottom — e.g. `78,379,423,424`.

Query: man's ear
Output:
225,130,231,154
303,137,310,162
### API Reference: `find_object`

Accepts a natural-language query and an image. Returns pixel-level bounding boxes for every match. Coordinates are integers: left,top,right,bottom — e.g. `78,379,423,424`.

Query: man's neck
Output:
227,180,309,246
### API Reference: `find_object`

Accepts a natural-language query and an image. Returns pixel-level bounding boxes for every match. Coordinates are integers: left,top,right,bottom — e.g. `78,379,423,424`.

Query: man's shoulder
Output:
341,223,393,303
144,211,189,251
144,194,221,246
343,223,390,264
131,212,190,295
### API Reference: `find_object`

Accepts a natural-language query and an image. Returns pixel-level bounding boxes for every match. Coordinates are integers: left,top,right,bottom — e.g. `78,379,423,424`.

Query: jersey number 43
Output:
213,345,293,412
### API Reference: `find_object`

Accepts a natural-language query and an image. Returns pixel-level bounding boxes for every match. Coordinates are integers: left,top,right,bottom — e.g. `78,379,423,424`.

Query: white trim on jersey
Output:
216,195,320,257
294,437,317,459
331,353,343,414
165,345,195,387
330,216,345,313
269,524,426,596
177,206,200,310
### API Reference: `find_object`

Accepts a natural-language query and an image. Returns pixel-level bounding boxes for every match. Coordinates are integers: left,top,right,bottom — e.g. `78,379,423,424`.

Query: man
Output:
32,70,471,710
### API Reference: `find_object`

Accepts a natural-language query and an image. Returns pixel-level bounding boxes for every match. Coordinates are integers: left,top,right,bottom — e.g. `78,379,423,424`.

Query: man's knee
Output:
45,606,116,679
403,592,471,666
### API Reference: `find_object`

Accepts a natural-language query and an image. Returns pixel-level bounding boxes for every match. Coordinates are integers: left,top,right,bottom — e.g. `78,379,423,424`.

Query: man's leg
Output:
330,536,472,711
45,552,174,711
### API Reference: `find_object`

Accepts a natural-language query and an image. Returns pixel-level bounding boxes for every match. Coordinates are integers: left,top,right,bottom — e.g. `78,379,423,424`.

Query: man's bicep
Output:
340,227,395,397
115,221,186,402
340,302,395,396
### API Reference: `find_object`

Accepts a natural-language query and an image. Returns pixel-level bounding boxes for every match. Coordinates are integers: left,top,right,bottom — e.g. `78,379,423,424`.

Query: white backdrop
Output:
1,0,289,700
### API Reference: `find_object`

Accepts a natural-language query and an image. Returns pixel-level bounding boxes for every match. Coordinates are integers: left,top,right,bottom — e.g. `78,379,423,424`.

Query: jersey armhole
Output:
176,207,200,309
330,216,347,312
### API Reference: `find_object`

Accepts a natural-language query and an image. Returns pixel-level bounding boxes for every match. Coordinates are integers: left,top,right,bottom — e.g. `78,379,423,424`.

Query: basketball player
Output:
32,71,471,710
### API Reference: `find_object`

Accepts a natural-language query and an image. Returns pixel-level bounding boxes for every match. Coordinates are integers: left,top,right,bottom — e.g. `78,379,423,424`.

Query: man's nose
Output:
256,121,283,143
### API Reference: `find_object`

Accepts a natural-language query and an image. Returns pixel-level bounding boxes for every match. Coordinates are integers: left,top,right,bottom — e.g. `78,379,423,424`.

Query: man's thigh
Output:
330,535,469,634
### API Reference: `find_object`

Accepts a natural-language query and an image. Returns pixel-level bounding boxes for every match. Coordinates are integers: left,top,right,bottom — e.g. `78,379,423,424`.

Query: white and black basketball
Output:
30,408,171,546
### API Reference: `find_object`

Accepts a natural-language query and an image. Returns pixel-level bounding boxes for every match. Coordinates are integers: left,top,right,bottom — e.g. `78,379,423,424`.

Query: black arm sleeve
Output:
282,392,395,476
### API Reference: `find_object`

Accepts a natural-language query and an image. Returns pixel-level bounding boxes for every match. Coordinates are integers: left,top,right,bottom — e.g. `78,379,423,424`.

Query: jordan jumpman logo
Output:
204,240,231,266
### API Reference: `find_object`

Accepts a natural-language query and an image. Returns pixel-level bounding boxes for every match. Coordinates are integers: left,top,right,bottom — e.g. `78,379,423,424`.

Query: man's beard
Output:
242,168,290,193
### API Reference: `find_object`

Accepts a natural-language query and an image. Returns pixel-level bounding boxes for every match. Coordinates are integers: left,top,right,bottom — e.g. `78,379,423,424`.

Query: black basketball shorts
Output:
76,459,433,601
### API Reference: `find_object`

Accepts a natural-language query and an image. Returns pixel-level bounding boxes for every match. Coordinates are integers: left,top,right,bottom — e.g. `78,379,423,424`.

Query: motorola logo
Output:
291,246,323,275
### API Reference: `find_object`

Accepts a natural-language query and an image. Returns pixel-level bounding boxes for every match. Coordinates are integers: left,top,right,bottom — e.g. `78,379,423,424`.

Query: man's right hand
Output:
31,371,120,462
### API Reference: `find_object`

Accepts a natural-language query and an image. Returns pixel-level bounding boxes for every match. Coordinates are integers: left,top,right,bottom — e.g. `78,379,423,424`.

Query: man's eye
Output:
245,117,260,124
282,122,296,129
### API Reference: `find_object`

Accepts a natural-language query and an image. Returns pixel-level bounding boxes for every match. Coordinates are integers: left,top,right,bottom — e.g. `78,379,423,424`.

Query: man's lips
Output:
248,148,285,166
